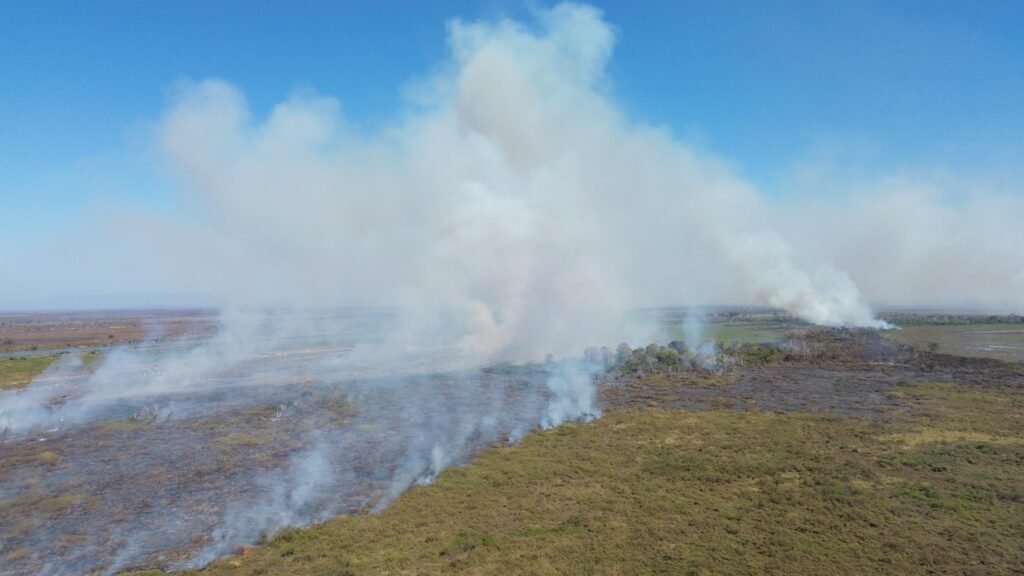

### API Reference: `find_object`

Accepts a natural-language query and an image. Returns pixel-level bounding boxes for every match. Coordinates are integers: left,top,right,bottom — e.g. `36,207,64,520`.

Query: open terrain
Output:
2,310,1023,575
121,326,1024,576
147,382,1024,576
886,323,1024,363
0,310,216,353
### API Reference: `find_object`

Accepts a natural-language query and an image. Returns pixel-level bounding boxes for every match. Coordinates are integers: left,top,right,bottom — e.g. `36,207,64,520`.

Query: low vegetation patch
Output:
127,382,1024,576
0,355,59,391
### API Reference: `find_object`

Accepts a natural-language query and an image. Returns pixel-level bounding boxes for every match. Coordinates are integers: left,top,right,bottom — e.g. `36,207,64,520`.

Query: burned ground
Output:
0,368,558,575
604,329,1024,418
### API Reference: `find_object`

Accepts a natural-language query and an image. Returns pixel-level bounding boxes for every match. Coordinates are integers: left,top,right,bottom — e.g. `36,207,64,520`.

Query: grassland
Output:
653,320,795,347
130,381,1024,576
709,320,802,345
0,355,59,391
0,350,103,391
886,323,1024,363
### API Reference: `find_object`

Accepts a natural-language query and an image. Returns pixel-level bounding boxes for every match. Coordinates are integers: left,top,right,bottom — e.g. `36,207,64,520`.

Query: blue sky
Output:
1,1,1023,307
3,1,1022,210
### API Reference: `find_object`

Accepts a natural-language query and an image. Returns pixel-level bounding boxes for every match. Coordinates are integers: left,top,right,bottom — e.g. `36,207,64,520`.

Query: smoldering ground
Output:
0,310,604,575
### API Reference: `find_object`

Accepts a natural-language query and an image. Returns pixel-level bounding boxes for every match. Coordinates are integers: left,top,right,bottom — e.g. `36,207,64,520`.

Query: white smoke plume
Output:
146,1,889,359
778,176,1024,312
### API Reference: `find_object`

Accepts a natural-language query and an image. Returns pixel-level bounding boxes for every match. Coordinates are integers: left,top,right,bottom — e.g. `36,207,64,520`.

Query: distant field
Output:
654,320,797,346
135,382,1024,576
708,321,792,345
886,323,1024,363
0,309,215,352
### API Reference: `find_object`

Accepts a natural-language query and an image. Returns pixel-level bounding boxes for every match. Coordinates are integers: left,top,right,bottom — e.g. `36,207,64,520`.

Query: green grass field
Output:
653,320,795,347
886,323,1024,363
129,381,1023,576
0,351,103,391
0,355,59,391
708,322,790,345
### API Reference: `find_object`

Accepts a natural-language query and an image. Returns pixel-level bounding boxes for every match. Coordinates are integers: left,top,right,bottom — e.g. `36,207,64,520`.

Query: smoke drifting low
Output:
0,311,603,575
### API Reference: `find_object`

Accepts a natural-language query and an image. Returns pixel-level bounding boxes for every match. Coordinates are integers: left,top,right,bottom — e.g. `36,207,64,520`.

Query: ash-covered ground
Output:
1,368,561,575
0,310,600,575
1,310,1022,575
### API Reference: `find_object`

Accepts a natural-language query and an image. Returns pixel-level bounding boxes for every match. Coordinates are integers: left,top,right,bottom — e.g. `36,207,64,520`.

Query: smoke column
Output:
148,2,889,356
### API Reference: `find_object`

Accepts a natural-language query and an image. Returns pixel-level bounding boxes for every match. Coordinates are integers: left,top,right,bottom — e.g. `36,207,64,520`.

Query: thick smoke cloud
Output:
2,2,1020,321
778,176,1024,312
153,2,893,364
